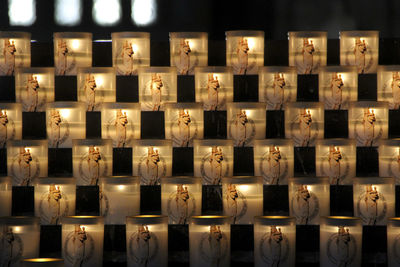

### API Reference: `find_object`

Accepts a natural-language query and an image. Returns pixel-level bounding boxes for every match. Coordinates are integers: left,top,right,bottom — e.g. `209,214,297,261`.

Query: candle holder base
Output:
116,76,138,102
234,75,258,102
266,110,285,138
22,112,46,139
177,75,195,102
263,185,289,215
204,111,227,138
12,186,34,216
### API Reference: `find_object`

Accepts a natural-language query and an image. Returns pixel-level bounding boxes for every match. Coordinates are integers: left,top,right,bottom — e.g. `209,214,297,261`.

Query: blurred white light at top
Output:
55,0,82,26
8,0,36,26
93,0,121,26
132,0,157,26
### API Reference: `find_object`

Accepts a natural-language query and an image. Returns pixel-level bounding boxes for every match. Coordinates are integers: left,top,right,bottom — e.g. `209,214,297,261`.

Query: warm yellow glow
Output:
132,44,139,53
59,109,70,118
13,226,21,233
72,39,80,49
95,76,104,86
23,258,63,263
306,185,311,191
118,185,125,191
238,184,250,192
246,37,255,50
187,39,195,50
369,108,375,114
34,74,43,83
120,110,128,116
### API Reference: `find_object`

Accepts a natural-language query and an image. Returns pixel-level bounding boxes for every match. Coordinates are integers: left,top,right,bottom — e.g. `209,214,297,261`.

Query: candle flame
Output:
72,40,80,49
59,109,70,118
132,44,139,53
95,76,104,86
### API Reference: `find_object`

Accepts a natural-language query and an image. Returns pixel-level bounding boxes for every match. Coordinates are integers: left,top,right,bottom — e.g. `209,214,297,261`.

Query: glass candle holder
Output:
61,216,104,267
138,67,177,111
126,215,168,267
320,216,362,267
45,102,86,148
222,176,263,224
377,65,400,110
227,102,266,147
194,66,233,111
285,102,324,147
253,139,294,185
289,177,330,225
379,139,400,184
169,32,208,75
15,67,55,112
132,140,172,185
101,103,141,148
318,66,358,110
164,103,204,147
0,32,31,76
226,30,264,75
353,177,395,225
99,176,140,225
54,32,92,76
161,176,202,224
387,218,400,267
21,258,64,267
7,140,48,186
189,216,231,267
0,103,22,148
33,177,76,225
254,216,296,267
0,176,12,216
288,31,327,74
193,139,234,185
0,217,40,265
77,67,116,111
348,101,388,147
340,31,379,74
72,139,112,186
315,139,356,185
258,66,297,110
111,32,150,76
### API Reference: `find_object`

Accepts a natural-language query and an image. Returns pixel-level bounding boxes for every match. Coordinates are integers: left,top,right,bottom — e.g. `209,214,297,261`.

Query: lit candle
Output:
61,216,104,267
353,177,395,225
289,177,330,225
99,176,140,225
45,102,86,148
194,66,234,111
33,177,76,225
53,32,92,76
222,176,263,224
0,32,31,76
0,217,40,265
126,215,168,267
288,31,327,74
111,32,150,76
0,176,12,216
254,216,296,267
193,139,234,185
0,103,22,148
320,216,362,267
189,216,232,267
164,103,203,147
72,139,113,186
161,177,202,224
225,30,264,75
21,258,64,266
7,140,48,186
169,32,208,75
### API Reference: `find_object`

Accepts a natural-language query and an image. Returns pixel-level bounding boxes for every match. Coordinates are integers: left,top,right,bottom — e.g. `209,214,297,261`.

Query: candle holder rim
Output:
138,66,177,74
193,139,234,146
161,176,202,184
320,216,362,226
315,138,356,146
32,177,76,185
348,101,389,108
253,139,294,146
99,176,140,184
126,215,168,224
53,32,93,39
388,217,400,226
72,139,113,146
77,67,116,74
169,32,208,38
0,31,31,38
22,258,64,263
194,66,233,73
289,177,329,184
288,31,328,38
225,30,265,37
378,139,400,146
0,216,40,225
190,215,232,225
0,103,22,109
318,65,358,73
61,216,104,224
0,176,12,183
221,176,263,184
111,32,150,38
132,139,172,146
101,102,141,109
15,67,55,74
285,102,324,109
164,102,203,110
377,65,400,71
45,101,87,109
258,66,297,73
254,216,296,225
339,30,379,37
226,102,267,109
7,139,48,147
353,177,395,184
